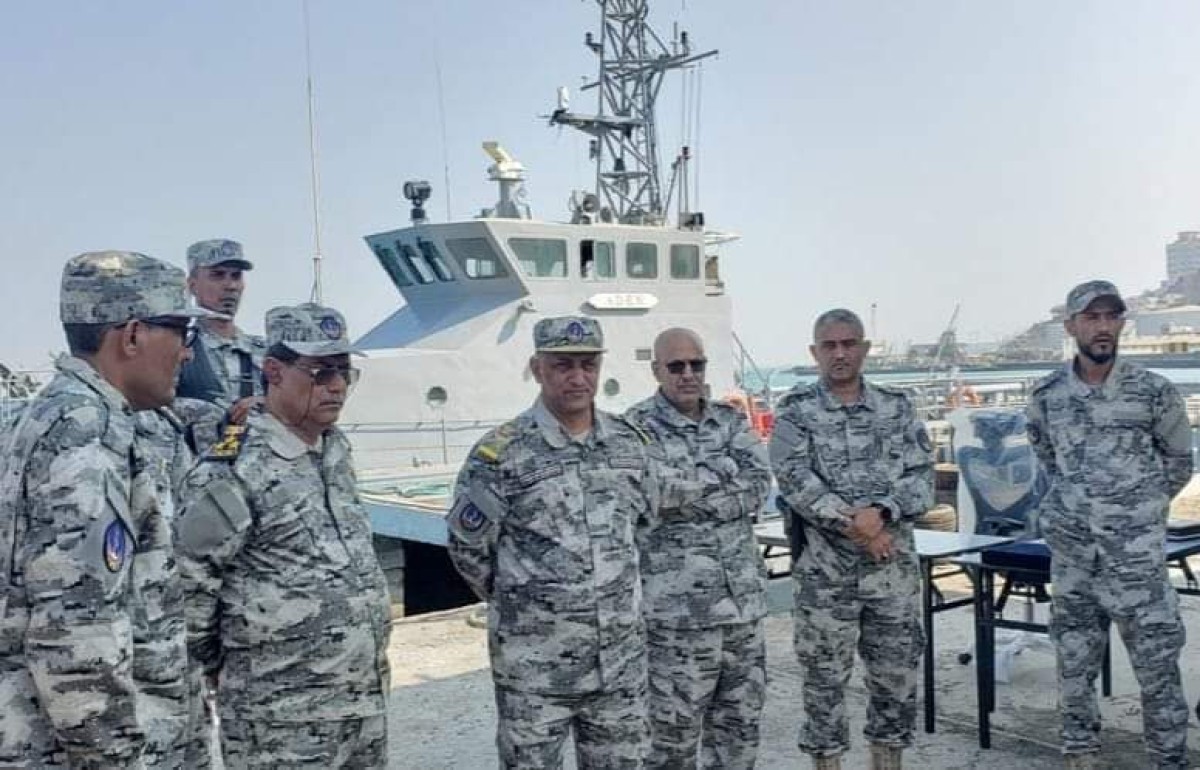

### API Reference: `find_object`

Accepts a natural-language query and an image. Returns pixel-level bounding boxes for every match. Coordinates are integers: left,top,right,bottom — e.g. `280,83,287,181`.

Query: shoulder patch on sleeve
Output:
102,520,130,572
206,424,247,461
473,421,518,463
448,495,493,541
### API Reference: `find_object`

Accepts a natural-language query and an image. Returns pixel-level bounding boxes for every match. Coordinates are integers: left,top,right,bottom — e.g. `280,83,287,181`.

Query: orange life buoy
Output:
946,385,982,408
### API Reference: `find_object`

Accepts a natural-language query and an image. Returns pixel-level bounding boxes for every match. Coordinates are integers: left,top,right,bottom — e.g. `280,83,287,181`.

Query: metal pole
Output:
303,0,324,303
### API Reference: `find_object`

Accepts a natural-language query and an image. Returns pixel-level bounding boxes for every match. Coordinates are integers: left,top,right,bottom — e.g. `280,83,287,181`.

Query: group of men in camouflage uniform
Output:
448,318,773,769
0,244,390,768
445,310,923,770
450,277,1195,770
0,240,1190,770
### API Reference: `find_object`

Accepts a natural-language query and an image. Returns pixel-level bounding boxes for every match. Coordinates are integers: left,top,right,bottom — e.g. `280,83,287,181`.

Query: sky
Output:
1,1,1198,369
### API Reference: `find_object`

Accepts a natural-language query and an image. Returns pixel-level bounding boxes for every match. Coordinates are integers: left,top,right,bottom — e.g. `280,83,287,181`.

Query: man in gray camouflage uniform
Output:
1026,280,1192,770
769,308,933,770
0,251,217,767
173,302,392,768
626,327,770,769
177,239,267,422
448,316,690,769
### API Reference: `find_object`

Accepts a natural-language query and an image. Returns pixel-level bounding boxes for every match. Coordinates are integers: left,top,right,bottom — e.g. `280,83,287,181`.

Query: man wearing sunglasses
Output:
0,251,222,768
769,308,934,770
625,328,771,769
1026,281,1191,770
448,316,692,769
172,302,391,769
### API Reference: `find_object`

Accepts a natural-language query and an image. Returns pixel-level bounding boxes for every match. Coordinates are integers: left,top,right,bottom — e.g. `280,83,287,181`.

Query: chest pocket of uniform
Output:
254,479,332,566
504,462,569,528
587,455,647,528
1098,400,1156,465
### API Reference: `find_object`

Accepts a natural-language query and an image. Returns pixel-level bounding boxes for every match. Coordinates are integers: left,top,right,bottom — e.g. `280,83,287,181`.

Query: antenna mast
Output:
550,1,715,225
303,0,324,303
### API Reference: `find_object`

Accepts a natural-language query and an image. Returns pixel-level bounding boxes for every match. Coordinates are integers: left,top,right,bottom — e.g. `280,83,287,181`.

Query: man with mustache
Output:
0,251,217,767
769,308,933,770
625,327,771,769
1026,281,1191,770
173,303,392,768
177,239,267,426
448,316,690,769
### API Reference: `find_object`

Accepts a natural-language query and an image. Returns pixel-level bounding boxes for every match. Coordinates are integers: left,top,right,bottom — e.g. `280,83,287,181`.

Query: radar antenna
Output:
550,1,716,226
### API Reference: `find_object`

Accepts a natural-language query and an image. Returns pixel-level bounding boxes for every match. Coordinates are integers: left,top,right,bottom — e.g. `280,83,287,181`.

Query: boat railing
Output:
342,417,512,470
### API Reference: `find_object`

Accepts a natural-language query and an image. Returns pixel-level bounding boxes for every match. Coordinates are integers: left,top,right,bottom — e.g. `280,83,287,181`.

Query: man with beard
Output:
1026,280,1191,770
173,303,392,768
625,328,770,769
0,251,216,767
769,308,933,770
176,239,266,425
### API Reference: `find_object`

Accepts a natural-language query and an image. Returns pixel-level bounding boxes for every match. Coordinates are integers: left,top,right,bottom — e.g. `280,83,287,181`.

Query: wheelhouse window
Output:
626,242,658,279
580,239,615,279
396,242,435,284
669,244,700,280
372,246,413,287
445,237,509,279
510,238,568,278
417,239,454,281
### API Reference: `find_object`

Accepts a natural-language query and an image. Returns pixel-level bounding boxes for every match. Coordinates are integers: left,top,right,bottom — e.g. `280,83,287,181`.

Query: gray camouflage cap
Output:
187,239,254,271
61,251,224,324
533,316,606,354
1065,280,1126,316
266,303,361,357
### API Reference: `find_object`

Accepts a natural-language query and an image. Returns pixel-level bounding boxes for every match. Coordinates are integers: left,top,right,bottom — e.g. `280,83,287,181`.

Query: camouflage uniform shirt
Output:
626,392,771,628
1026,359,1193,562
0,356,189,768
194,326,266,407
448,399,683,695
173,410,392,723
769,380,935,576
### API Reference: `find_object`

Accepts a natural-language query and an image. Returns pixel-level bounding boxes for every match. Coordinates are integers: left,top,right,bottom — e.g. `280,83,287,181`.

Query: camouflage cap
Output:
1065,280,1126,316
61,251,225,324
187,239,254,271
265,302,361,357
533,316,606,354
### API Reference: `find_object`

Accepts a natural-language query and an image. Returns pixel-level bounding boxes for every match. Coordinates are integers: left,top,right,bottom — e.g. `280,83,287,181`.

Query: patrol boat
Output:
344,1,746,614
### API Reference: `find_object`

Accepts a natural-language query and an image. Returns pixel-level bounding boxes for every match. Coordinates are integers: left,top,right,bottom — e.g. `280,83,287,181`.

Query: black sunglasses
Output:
286,362,361,388
664,358,707,375
123,317,197,346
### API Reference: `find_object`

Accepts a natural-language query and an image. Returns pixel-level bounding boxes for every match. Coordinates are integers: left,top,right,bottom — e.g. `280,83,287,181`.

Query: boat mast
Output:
303,0,324,303
550,0,716,226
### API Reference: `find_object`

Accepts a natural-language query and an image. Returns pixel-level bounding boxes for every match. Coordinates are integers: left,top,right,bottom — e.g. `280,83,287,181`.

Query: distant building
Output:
1166,231,1200,281
1130,305,1200,336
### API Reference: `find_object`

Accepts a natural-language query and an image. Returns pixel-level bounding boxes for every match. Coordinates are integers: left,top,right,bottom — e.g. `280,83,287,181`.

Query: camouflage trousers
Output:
646,620,766,770
1051,554,1188,769
792,566,922,756
219,715,388,769
494,683,648,769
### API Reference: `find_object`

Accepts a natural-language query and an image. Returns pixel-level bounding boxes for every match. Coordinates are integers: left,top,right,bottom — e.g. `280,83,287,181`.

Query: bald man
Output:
625,328,771,769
